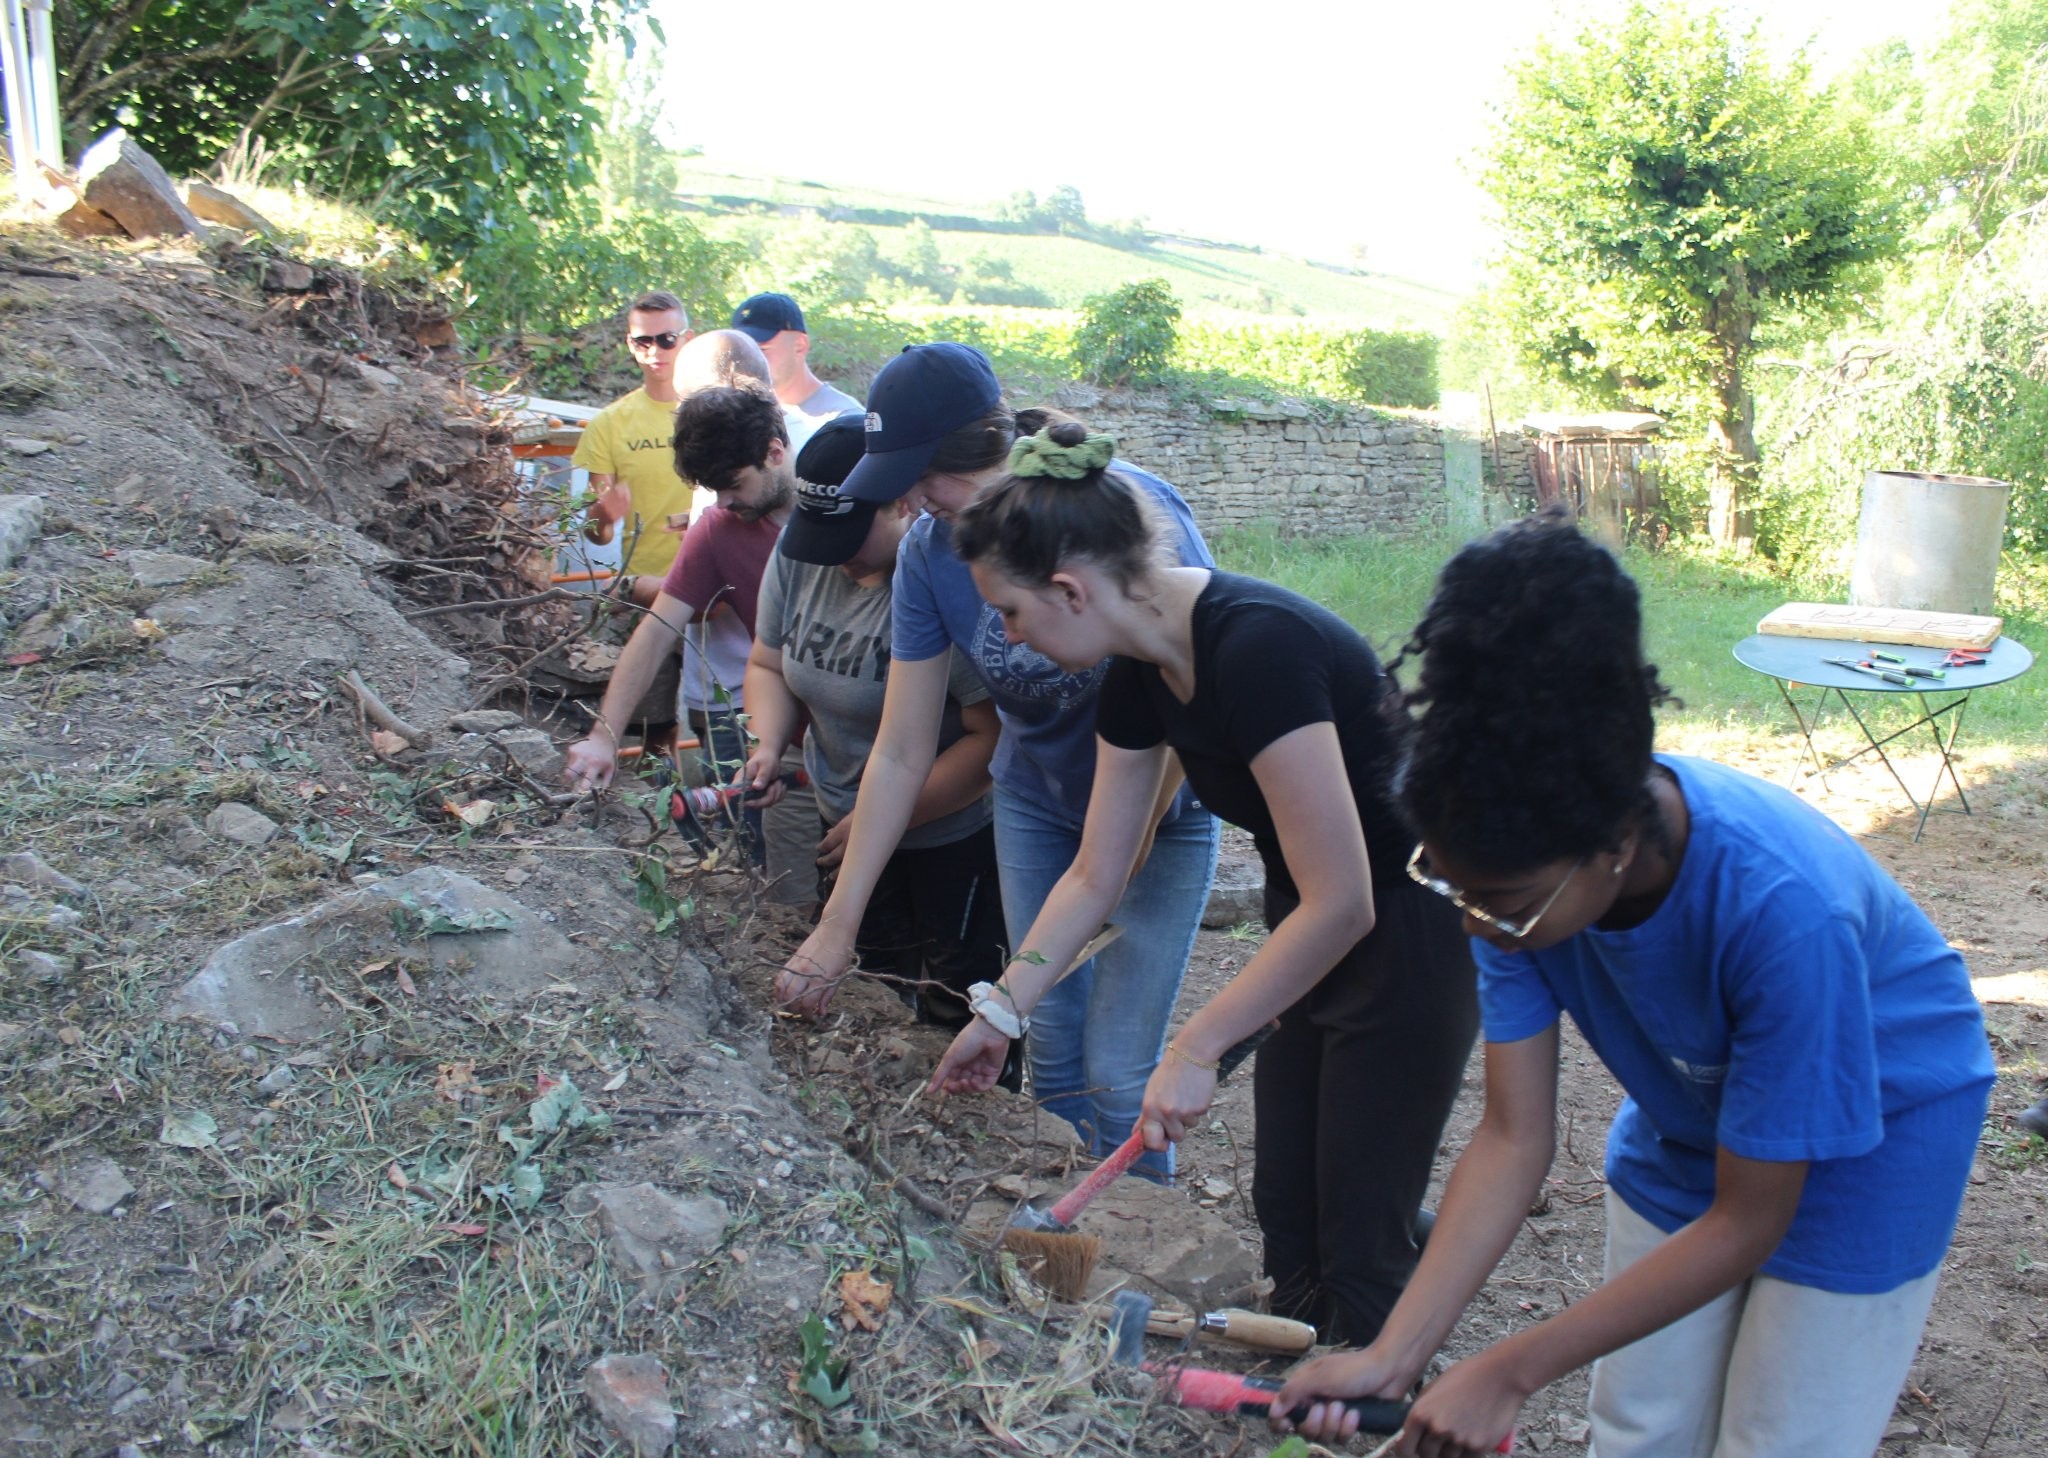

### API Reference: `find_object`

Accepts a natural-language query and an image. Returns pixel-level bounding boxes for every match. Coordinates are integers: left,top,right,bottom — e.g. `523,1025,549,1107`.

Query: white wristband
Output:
967,981,1027,1040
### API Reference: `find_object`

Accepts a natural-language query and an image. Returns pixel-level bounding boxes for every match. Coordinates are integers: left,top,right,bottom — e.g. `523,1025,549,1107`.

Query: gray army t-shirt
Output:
756,550,993,851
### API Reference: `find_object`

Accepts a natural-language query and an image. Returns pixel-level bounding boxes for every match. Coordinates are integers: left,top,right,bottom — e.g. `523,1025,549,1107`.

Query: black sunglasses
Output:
629,331,682,350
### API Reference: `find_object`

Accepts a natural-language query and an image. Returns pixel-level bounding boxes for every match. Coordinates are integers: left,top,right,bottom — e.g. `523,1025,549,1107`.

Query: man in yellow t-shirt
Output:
572,290,697,604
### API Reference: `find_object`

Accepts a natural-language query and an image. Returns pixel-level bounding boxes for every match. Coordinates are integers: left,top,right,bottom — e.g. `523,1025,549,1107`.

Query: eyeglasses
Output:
1405,844,1585,940
629,331,682,350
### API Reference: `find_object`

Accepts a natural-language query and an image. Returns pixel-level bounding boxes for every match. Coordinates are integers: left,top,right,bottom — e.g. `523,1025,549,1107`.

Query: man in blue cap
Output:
730,291,860,451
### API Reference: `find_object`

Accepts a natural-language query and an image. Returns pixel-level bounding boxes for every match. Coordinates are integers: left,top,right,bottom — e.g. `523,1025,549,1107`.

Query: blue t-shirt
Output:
1477,755,1991,1294
891,460,1215,826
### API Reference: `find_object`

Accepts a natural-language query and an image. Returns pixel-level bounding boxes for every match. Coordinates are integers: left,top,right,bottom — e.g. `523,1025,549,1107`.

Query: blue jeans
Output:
993,785,1220,1180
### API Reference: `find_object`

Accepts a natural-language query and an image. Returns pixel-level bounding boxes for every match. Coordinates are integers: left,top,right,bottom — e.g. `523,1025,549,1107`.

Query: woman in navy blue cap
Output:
771,343,1220,1180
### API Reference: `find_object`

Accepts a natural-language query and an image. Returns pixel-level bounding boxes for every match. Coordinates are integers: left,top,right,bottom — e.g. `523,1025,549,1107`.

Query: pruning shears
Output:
1940,647,1990,668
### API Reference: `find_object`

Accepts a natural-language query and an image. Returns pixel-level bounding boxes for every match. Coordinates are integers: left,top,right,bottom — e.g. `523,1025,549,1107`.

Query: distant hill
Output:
668,161,1461,334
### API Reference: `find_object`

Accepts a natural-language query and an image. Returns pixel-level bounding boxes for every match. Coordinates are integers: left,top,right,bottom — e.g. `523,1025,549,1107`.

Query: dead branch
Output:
403,587,576,621
0,261,82,282
341,670,433,747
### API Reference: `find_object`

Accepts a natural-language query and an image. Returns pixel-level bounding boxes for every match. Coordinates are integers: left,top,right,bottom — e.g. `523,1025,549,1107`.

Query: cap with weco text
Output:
778,413,875,565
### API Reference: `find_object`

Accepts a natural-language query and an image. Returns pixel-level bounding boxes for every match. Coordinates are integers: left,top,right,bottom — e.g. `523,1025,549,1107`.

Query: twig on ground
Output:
1,261,82,281
403,587,576,621
341,670,432,747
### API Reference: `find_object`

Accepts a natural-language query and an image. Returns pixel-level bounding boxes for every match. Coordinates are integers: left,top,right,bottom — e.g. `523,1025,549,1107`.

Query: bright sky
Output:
647,0,1947,292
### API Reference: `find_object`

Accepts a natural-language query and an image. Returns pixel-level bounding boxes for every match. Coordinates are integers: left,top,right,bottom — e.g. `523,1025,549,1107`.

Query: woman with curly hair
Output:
1276,507,1993,1458
930,420,1478,1345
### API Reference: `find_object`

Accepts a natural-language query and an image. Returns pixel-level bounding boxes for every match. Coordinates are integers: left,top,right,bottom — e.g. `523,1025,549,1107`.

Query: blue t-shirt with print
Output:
891,460,1215,826
1477,755,1991,1294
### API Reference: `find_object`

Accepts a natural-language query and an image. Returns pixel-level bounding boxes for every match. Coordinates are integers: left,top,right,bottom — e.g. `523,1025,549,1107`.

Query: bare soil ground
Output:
1,226,2042,1458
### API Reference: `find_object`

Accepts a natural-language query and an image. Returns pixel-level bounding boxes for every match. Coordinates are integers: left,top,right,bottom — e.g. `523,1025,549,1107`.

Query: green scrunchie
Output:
1008,428,1116,480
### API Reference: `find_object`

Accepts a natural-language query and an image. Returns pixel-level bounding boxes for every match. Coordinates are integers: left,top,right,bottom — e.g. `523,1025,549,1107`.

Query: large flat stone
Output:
205,802,280,847
78,130,211,242
566,1183,729,1294
38,1156,135,1215
165,867,581,1041
0,851,85,898
129,551,214,590
1082,1176,1263,1312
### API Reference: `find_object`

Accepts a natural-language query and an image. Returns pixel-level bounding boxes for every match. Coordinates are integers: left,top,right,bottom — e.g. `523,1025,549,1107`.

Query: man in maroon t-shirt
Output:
563,385,795,795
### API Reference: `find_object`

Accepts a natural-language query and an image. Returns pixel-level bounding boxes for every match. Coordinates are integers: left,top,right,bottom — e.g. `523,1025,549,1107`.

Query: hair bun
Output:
1008,426,1116,481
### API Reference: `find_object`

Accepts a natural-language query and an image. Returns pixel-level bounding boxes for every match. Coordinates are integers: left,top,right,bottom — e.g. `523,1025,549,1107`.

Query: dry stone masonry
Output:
1054,389,1538,540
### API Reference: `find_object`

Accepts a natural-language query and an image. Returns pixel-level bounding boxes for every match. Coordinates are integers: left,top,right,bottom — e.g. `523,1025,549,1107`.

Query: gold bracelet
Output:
1164,1041,1219,1073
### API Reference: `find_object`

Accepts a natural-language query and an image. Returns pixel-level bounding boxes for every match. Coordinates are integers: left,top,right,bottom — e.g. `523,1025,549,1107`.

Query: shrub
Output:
1072,278,1182,385
455,200,740,343
1175,323,1440,408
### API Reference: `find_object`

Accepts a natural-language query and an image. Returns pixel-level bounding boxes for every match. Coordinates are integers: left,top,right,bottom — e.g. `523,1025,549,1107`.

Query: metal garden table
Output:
1732,633,2033,841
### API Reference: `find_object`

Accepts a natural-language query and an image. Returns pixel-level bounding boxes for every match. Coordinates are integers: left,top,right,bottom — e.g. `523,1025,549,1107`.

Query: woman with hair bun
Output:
931,420,1478,1345
1275,507,1993,1457
771,343,1220,1182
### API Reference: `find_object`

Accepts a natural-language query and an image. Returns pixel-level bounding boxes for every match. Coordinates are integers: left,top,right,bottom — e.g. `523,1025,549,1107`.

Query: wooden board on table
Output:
1757,602,2002,650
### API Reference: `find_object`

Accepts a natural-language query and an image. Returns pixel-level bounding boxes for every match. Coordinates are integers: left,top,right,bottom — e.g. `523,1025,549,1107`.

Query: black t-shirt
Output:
1096,571,1408,901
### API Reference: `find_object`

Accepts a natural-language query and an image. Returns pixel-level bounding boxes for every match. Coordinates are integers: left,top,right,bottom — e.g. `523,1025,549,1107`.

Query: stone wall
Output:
1063,389,1536,539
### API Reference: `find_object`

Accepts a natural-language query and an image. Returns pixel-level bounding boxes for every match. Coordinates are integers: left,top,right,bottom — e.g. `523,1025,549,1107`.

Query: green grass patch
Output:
1213,527,2048,753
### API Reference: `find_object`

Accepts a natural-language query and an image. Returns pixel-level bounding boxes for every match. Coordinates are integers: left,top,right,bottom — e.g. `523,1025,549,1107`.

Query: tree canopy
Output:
1483,1,1898,542
55,0,651,249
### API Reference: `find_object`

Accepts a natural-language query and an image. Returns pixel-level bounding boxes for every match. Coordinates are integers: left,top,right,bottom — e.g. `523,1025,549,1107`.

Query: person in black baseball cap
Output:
778,413,876,568
772,340,1223,1188
741,411,1011,1049
731,291,861,449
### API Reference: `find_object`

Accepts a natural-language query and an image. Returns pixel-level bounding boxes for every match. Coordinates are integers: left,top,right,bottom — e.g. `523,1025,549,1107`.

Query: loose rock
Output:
16,949,74,982
4,437,52,457
584,1354,676,1457
567,1183,729,1291
78,129,212,241
183,180,275,234
261,259,315,293
129,551,215,590
447,709,526,734
493,727,565,783
255,1065,297,1096
0,851,86,898
0,494,47,568
40,1156,135,1215
205,802,280,847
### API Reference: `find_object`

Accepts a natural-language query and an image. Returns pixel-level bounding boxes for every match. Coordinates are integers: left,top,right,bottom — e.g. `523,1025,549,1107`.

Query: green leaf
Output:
797,1313,852,1409
159,1109,219,1149
527,1076,610,1134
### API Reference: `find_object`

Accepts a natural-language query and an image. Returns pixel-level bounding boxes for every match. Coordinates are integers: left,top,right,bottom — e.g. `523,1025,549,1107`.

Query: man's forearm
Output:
593,601,689,738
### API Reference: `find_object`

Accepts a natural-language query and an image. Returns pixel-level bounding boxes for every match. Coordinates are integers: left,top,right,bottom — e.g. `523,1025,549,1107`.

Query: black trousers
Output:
1253,875,1478,1346
819,818,1008,1027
